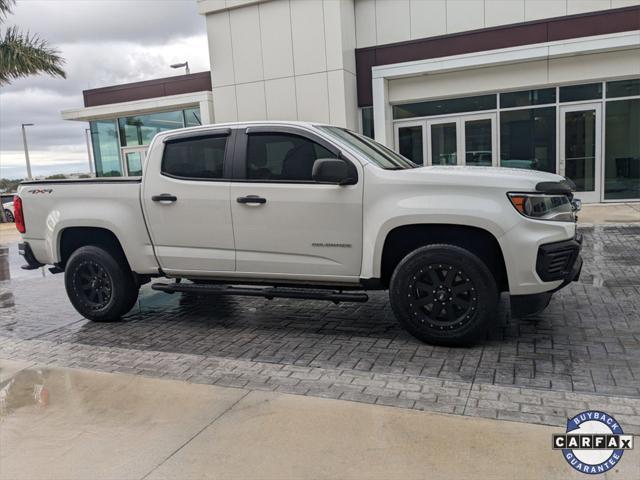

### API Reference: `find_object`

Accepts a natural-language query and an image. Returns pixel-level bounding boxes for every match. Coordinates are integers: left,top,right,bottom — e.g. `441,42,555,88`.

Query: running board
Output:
151,282,369,304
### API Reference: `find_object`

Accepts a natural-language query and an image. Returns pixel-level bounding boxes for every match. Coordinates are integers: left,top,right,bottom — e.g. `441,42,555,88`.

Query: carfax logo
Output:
553,410,634,474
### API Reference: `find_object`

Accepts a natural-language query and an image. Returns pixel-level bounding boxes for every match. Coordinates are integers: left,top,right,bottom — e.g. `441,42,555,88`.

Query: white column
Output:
199,95,215,124
372,76,392,147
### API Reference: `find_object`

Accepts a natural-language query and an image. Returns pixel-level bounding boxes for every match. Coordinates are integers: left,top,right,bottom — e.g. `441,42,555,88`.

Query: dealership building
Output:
63,0,640,203
62,73,214,176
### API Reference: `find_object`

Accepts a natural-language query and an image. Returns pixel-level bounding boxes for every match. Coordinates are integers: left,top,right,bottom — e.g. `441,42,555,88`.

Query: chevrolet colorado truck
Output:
15,121,582,345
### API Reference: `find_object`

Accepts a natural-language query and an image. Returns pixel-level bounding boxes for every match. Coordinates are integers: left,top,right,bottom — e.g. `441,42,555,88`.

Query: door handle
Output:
237,195,267,205
152,194,177,203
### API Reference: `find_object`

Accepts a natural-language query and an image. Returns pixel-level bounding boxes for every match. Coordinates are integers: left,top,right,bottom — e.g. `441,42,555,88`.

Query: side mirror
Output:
312,158,355,185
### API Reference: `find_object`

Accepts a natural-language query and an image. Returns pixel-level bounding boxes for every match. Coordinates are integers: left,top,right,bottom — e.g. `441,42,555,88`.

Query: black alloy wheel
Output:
389,244,498,346
64,245,139,322
406,263,478,332
74,260,113,310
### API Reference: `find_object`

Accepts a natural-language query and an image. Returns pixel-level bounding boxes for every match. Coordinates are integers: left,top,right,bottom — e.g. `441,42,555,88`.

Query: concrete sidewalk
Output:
1,359,637,480
578,202,640,224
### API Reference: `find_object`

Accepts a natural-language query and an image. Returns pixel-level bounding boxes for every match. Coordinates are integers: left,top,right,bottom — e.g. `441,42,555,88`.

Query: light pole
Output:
21,123,34,180
170,61,190,75
85,128,94,175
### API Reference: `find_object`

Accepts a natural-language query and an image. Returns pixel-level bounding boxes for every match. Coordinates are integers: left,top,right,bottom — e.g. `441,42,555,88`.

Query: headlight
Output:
507,193,575,222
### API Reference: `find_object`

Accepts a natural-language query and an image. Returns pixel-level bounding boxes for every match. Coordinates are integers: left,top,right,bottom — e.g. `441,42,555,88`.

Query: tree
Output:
0,0,65,85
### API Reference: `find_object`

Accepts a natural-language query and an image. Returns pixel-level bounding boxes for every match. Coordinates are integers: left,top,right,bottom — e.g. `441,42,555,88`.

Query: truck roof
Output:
155,120,332,138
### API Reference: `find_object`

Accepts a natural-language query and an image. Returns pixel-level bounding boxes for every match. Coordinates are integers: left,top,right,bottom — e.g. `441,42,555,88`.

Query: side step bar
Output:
151,282,369,304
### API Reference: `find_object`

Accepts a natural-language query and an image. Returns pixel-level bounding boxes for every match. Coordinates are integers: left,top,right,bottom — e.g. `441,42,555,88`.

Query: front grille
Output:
536,236,582,282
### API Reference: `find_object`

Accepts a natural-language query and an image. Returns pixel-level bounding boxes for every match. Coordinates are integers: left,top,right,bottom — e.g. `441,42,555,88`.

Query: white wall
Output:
202,0,358,128
388,48,640,104
200,0,639,132
354,0,640,48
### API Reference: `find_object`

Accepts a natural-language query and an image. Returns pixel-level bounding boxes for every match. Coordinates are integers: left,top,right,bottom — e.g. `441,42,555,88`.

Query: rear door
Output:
229,126,363,279
142,129,236,274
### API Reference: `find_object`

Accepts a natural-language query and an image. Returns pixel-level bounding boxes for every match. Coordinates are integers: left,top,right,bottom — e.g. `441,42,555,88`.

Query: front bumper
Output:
536,233,583,285
510,233,583,317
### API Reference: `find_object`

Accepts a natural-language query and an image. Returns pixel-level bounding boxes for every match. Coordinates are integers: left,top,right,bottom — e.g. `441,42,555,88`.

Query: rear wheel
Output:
65,245,139,322
389,244,498,346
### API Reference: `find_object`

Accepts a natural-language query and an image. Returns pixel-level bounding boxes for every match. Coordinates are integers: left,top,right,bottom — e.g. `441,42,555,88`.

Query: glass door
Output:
395,121,426,165
462,114,497,166
560,103,602,203
427,118,458,165
121,147,147,176
394,113,497,167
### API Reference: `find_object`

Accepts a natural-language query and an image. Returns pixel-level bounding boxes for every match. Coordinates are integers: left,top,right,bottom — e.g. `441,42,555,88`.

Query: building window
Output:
125,152,143,176
559,83,602,103
162,135,227,179
393,94,496,120
605,99,640,200
118,110,184,147
361,107,374,139
500,107,556,173
500,88,555,108
90,120,122,177
606,79,640,99
183,107,202,127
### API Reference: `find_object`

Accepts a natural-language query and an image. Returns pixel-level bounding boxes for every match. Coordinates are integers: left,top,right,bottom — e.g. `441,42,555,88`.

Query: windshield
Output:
318,126,417,170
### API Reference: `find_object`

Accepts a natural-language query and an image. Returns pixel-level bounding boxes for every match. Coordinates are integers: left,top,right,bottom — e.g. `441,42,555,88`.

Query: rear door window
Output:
162,135,227,179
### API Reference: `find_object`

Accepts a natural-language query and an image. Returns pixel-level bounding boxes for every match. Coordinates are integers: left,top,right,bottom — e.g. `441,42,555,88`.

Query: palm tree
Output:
0,0,65,86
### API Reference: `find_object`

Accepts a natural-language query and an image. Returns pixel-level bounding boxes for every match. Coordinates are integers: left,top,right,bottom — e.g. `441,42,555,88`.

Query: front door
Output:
230,129,363,279
560,103,602,203
142,130,236,274
394,113,497,166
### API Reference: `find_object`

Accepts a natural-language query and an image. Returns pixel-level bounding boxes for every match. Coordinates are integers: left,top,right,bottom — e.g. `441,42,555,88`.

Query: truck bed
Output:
17,178,159,274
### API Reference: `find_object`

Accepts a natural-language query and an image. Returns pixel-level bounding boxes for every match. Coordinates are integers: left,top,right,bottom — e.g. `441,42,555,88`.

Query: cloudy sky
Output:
0,0,210,179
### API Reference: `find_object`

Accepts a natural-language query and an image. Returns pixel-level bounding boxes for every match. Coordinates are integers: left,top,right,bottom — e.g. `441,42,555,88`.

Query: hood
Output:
391,165,567,192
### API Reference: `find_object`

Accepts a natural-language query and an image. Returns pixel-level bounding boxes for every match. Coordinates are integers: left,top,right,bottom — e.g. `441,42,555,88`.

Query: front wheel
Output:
4,210,14,222
389,244,498,346
65,245,139,322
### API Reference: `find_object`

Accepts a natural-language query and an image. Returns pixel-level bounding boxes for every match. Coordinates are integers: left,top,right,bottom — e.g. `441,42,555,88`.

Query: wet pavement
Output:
2,360,637,480
1,225,639,435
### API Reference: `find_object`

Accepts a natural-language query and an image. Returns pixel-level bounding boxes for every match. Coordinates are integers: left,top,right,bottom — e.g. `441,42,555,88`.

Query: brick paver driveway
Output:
2,225,639,432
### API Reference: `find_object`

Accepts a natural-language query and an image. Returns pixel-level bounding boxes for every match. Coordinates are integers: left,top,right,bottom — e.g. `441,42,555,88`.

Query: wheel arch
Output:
379,224,508,291
58,226,131,271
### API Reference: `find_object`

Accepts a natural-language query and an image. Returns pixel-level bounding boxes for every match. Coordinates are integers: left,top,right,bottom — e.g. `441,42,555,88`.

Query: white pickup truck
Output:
15,121,582,345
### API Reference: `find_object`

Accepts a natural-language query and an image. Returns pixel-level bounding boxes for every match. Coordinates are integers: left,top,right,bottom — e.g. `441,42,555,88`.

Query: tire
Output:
4,210,14,222
389,244,498,346
64,245,139,322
